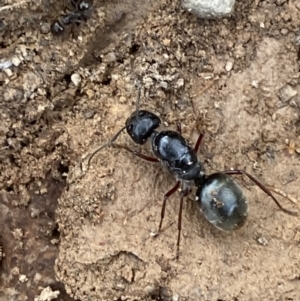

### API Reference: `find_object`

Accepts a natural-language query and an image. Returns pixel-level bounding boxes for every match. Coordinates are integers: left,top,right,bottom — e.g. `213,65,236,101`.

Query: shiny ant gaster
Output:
88,88,297,257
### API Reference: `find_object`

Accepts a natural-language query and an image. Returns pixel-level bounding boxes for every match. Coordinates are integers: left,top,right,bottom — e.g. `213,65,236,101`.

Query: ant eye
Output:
138,111,145,117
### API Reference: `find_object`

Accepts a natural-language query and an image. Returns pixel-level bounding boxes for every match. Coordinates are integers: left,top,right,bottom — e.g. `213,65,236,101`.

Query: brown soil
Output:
1,0,300,300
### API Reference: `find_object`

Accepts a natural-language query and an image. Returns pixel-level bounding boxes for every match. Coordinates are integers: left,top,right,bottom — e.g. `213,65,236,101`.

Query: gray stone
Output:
182,0,235,19
278,84,298,103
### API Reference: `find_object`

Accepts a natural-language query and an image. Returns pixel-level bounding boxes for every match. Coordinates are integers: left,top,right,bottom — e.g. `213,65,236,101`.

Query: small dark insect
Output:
88,87,297,257
51,0,93,35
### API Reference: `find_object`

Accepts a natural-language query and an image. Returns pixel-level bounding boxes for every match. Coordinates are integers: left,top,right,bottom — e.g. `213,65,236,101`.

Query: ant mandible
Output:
88,87,297,257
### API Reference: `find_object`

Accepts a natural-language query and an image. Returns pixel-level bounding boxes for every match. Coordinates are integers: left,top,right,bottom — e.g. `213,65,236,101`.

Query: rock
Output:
225,61,234,72
12,55,22,67
0,60,12,70
103,52,117,63
257,236,268,246
278,84,297,102
181,0,235,19
19,274,28,283
34,287,60,301
3,68,13,77
175,78,184,88
251,80,259,88
71,73,81,87
280,28,289,35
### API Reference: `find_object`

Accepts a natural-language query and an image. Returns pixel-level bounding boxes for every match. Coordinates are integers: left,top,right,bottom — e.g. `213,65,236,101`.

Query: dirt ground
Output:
0,0,300,300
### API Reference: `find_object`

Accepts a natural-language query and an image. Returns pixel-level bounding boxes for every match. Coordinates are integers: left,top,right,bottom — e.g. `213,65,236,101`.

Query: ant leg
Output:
265,185,298,204
176,122,203,153
222,169,298,216
176,122,182,134
194,132,204,153
115,144,160,163
159,181,180,231
176,189,189,258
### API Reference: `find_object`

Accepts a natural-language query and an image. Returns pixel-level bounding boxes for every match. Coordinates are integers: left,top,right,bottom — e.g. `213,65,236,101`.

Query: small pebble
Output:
51,239,59,245
160,81,168,89
19,274,28,283
176,78,184,88
278,84,297,102
3,68,13,77
103,52,117,63
71,73,81,86
257,236,268,246
34,286,60,301
34,273,42,282
225,61,233,72
0,60,12,70
173,294,179,301
163,38,171,46
182,0,236,19
40,22,51,34
12,56,21,67
251,80,259,88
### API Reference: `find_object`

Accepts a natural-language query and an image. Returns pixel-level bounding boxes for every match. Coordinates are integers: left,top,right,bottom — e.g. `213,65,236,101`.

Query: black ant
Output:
88,87,297,257
51,0,93,35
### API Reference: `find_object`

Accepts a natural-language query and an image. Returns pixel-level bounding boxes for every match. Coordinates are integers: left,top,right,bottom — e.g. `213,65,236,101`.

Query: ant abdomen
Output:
196,173,248,231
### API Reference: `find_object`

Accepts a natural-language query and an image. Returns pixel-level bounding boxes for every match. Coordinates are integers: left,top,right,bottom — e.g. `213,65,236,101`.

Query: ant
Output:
88,87,297,257
51,0,93,35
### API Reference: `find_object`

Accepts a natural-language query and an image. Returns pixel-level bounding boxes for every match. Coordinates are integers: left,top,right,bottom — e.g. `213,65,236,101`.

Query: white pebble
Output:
225,61,233,72
3,68,13,77
71,73,81,86
19,274,28,283
182,0,236,19
12,56,22,67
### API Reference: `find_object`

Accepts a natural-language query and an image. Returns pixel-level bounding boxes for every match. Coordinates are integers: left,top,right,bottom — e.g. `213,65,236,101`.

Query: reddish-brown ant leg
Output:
194,132,204,153
176,188,189,258
115,144,160,163
223,169,297,216
159,181,180,231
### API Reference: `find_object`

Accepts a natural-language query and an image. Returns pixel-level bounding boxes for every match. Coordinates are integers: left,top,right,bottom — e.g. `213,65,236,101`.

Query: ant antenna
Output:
87,125,126,167
87,85,143,168
135,84,142,118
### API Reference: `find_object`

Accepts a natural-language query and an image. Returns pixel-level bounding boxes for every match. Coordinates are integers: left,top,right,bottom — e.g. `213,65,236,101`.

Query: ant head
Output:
125,86,161,144
126,110,161,145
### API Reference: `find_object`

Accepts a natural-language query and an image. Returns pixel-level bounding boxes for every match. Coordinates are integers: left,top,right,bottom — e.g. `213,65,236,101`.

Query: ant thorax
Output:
150,130,203,182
